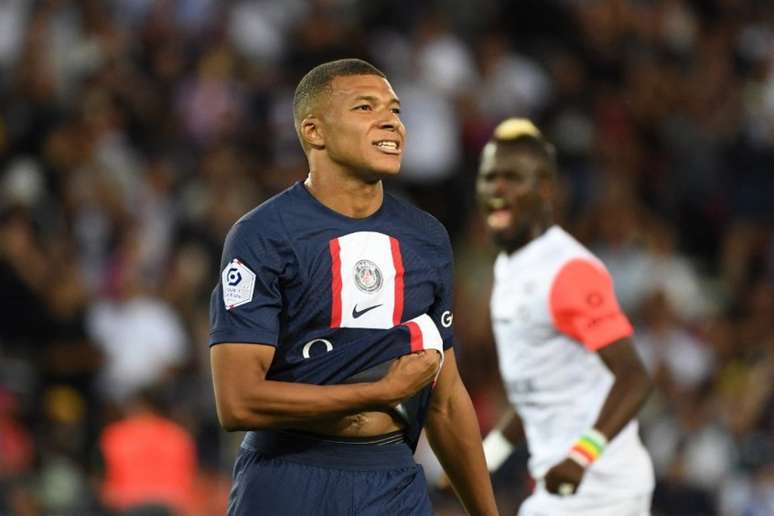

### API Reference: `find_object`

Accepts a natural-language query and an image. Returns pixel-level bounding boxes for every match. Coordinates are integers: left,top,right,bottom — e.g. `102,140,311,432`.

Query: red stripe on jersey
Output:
405,321,423,352
390,237,404,325
329,239,342,328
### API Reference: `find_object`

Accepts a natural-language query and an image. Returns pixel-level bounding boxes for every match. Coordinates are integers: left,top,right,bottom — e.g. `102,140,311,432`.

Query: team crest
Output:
353,259,383,293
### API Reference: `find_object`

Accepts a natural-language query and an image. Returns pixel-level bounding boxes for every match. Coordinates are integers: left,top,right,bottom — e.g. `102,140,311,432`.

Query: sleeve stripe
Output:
405,321,423,353
403,314,444,354
403,314,445,383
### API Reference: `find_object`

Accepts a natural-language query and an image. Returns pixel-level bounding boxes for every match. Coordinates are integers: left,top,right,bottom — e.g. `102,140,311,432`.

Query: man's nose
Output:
491,176,509,196
378,112,401,131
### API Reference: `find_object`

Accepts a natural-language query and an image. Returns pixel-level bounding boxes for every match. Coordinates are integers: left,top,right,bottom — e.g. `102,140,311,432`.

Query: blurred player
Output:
476,118,654,515
209,59,497,515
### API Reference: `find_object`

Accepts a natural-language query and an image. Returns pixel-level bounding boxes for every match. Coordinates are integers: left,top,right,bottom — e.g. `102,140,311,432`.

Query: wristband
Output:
568,428,608,468
482,430,514,472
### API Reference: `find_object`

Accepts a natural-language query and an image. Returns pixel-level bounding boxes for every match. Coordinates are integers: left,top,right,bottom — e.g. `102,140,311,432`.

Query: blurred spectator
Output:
37,384,96,515
0,387,33,480
474,32,551,119
98,387,197,515
86,229,188,403
636,292,715,397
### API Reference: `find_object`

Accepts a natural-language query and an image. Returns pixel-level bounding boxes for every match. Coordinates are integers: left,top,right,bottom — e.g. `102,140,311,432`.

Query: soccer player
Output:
209,59,498,516
476,118,654,515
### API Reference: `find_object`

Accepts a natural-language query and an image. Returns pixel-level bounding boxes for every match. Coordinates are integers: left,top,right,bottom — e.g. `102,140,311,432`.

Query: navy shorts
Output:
228,430,433,516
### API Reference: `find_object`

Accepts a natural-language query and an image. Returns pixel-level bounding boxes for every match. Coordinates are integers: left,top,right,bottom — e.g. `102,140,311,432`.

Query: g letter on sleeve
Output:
549,258,633,351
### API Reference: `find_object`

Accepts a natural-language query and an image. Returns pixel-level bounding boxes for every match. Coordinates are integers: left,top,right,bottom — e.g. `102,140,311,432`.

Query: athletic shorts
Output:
228,430,432,516
518,480,652,516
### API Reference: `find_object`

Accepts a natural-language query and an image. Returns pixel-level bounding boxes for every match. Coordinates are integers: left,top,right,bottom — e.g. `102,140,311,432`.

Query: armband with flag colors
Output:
568,428,608,468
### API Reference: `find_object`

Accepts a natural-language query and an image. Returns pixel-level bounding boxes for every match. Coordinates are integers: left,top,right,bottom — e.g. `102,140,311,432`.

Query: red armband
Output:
549,258,633,350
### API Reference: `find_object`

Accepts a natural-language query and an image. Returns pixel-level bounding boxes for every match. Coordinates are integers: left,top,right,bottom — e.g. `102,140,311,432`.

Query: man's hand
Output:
544,457,585,496
377,351,441,405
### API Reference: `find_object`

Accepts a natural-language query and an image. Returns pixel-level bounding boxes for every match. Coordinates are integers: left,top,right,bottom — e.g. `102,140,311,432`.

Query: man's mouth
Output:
373,140,401,155
486,198,512,230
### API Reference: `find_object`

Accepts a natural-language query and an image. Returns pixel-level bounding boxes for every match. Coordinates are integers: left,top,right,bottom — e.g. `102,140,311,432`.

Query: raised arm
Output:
425,349,498,516
211,342,440,431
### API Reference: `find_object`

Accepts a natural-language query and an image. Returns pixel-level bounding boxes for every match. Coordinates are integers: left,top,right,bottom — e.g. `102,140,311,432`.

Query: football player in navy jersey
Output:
209,59,497,516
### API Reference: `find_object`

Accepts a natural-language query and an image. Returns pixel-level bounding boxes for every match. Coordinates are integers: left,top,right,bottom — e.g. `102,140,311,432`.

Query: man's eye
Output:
391,108,401,114
355,105,371,111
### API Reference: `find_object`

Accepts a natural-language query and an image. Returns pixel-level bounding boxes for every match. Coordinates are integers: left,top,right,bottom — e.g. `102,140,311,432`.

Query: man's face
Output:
319,74,405,180
476,142,549,249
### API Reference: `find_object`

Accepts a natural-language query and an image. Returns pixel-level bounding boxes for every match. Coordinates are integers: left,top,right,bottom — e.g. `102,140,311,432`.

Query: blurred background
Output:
0,0,771,514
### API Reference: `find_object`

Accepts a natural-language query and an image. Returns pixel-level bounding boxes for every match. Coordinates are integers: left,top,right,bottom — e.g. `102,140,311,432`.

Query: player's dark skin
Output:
476,141,652,495
212,73,499,515
211,75,430,439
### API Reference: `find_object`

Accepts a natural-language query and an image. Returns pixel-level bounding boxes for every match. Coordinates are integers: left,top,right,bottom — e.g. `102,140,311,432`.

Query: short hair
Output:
490,118,557,177
293,59,386,148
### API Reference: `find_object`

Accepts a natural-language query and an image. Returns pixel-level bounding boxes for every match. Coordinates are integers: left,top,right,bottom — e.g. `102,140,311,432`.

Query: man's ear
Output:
301,117,325,149
538,173,556,204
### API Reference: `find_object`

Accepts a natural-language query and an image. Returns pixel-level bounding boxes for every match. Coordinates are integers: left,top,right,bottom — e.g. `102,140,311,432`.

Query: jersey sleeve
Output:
548,258,633,351
208,217,290,347
427,225,455,350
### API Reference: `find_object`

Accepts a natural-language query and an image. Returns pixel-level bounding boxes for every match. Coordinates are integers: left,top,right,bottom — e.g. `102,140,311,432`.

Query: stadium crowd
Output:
0,0,771,514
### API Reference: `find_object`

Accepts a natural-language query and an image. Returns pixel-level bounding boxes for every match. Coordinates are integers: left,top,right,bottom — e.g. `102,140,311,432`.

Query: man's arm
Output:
591,337,653,438
544,337,651,494
211,343,440,431
480,405,525,473
494,407,525,444
425,349,498,516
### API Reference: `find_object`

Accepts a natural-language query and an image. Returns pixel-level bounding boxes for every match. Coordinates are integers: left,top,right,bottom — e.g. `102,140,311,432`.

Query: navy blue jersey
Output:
209,181,454,398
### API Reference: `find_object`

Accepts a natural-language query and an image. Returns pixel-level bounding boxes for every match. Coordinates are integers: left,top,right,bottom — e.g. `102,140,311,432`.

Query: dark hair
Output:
292,59,386,147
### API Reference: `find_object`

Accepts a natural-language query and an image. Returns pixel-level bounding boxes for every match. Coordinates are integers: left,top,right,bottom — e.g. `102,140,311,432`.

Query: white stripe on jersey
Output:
332,231,402,329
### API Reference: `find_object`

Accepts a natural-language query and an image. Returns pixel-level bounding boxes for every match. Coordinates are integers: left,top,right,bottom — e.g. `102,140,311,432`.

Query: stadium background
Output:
0,0,771,514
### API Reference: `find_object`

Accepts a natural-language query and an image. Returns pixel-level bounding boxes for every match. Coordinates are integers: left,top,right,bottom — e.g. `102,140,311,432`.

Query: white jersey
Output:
491,226,653,503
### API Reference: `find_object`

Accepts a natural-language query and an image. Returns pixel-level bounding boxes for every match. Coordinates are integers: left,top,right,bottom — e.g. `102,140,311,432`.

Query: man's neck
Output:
304,169,383,219
501,221,552,255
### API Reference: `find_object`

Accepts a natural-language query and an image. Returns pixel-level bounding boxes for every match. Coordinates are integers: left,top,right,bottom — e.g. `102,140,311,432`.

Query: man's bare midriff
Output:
290,409,405,437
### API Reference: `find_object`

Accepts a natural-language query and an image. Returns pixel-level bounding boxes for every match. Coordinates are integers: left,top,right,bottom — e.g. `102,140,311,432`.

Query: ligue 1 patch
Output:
353,259,383,293
222,259,256,310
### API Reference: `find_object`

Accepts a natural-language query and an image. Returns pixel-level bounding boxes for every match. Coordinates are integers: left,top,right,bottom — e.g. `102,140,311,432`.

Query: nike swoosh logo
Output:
352,304,383,319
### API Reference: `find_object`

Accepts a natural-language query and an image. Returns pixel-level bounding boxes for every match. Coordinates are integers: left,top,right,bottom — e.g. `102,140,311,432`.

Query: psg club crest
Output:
353,259,383,293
